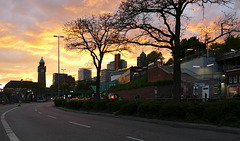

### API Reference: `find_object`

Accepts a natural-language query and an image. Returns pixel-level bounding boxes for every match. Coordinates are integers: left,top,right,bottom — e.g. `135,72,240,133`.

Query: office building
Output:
100,69,114,84
107,54,127,70
78,68,92,81
137,52,146,68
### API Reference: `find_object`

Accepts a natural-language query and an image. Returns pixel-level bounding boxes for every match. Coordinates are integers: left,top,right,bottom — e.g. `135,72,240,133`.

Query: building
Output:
100,69,114,84
78,68,92,81
38,57,46,92
53,73,68,85
121,59,127,69
4,80,38,102
216,49,240,97
107,61,115,70
137,51,146,68
115,54,121,70
107,54,127,70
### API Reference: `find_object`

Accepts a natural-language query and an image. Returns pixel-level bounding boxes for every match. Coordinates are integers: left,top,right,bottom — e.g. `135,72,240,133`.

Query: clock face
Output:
41,69,44,72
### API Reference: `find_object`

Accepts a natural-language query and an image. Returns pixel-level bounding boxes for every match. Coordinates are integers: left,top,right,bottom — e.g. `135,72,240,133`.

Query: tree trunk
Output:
173,8,182,102
95,66,101,100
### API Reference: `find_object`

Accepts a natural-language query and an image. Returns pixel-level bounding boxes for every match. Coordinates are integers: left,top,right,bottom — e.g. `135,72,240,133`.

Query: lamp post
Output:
53,35,64,97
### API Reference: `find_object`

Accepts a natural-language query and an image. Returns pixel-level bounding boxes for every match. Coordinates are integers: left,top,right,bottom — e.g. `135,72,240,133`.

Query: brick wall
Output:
115,85,173,100
148,66,173,82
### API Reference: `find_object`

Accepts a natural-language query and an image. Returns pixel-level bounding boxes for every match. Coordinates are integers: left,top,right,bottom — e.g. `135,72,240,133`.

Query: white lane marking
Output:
126,136,145,141
38,112,42,114
1,107,20,141
47,115,56,119
69,121,91,128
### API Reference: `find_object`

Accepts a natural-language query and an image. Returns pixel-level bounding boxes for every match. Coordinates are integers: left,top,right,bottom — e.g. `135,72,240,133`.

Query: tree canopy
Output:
210,35,240,55
115,0,239,101
63,14,128,99
145,51,164,65
180,36,205,58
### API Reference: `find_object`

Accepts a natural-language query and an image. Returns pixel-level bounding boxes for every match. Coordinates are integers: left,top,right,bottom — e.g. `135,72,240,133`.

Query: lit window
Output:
234,75,237,83
214,87,218,94
229,76,232,84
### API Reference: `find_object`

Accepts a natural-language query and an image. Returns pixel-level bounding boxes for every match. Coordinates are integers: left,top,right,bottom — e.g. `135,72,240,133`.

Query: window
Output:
239,75,240,83
214,87,218,94
229,76,232,84
234,75,237,83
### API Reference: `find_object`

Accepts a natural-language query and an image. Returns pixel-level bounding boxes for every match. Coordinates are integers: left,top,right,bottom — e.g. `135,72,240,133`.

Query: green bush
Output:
54,99,240,127
65,100,84,109
137,101,163,118
54,98,66,107
118,101,138,115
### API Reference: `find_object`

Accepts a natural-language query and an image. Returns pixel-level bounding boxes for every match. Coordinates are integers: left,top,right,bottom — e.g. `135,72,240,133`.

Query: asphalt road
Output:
1,102,240,141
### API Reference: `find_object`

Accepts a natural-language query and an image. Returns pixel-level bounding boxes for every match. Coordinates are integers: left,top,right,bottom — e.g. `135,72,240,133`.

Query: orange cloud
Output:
0,0,239,89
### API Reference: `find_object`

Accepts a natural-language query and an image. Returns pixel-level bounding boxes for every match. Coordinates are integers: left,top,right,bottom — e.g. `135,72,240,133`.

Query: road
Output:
1,102,240,141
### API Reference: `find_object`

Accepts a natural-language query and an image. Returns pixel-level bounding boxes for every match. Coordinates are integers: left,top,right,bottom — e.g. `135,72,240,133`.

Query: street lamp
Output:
185,48,194,57
53,35,64,97
193,63,214,79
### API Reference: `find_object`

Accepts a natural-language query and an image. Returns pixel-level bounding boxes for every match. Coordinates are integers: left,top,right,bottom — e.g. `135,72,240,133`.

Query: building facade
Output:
78,68,92,81
53,73,68,85
137,52,146,68
100,69,114,84
217,49,240,97
107,54,127,71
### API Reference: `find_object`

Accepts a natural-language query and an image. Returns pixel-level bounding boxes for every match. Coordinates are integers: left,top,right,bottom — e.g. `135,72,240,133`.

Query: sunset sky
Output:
0,0,239,89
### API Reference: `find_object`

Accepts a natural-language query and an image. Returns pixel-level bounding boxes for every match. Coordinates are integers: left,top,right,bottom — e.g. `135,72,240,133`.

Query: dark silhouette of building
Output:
53,73,68,85
115,54,121,70
38,57,46,92
78,68,92,81
4,80,38,102
137,51,146,68
107,54,127,71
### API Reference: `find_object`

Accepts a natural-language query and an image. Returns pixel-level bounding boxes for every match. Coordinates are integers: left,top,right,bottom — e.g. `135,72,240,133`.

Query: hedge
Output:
54,98,240,127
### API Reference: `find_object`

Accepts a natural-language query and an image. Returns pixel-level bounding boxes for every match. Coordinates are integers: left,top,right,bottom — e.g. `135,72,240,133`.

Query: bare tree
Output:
63,14,128,99
116,0,239,102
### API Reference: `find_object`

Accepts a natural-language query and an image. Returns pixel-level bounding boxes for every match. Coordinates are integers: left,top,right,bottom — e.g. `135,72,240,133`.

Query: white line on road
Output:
47,115,56,119
69,121,91,128
1,107,20,141
126,136,145,141
38,112,42,114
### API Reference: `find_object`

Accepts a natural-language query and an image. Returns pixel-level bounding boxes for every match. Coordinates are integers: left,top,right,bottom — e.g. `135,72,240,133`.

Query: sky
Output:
0,0,239,89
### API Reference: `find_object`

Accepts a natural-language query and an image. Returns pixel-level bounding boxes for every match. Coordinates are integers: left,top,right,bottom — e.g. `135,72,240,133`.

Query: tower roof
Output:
39,57,45,64
140,51,146,57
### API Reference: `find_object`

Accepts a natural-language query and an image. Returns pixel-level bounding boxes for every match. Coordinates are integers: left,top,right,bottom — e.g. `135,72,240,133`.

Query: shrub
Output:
54,98,66,107
118,101,138,115
65,100,84,109
54,99,240,127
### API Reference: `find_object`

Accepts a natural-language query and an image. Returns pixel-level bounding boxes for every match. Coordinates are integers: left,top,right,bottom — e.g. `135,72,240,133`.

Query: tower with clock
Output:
38,57,46,92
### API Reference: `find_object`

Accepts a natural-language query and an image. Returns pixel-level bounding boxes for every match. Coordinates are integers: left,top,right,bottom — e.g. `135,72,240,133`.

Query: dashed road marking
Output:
69,121,91,128
47,115,56,119
126,136,145,141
